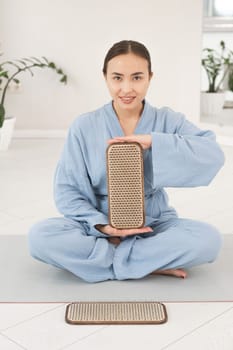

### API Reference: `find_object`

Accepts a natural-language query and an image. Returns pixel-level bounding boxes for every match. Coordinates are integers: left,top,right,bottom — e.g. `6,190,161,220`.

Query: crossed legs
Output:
28,217,222,282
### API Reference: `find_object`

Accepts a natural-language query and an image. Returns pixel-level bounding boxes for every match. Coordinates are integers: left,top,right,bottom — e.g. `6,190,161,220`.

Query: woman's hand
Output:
95,224,153,237
107,134,152,150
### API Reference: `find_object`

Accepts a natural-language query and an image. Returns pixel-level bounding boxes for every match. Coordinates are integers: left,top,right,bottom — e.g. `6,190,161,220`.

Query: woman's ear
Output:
149,72,154,80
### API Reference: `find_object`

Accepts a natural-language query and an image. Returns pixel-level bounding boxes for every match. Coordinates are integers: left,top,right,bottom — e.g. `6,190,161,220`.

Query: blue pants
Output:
28,217,222,283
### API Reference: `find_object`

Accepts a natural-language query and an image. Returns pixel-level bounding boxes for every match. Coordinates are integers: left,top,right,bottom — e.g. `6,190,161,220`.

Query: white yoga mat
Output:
1,235,232,302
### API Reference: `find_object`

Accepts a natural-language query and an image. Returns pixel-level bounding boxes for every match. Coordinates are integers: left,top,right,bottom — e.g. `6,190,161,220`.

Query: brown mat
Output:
65,301,167,324
107,142,145,229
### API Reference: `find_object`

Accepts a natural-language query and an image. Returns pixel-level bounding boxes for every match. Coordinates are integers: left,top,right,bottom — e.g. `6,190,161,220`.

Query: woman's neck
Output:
113,101,144,122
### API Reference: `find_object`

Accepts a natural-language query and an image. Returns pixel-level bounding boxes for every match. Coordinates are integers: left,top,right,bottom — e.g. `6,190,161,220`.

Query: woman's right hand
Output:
95,224,153,237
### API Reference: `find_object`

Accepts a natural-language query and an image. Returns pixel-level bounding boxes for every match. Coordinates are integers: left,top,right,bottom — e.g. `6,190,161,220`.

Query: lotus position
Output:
28,40,224,282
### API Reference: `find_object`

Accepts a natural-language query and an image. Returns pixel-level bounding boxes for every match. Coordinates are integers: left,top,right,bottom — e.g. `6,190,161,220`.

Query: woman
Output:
29,40,225,283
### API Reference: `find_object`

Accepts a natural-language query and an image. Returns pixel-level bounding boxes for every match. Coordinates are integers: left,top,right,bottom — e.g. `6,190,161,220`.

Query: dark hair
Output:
102,40,152,75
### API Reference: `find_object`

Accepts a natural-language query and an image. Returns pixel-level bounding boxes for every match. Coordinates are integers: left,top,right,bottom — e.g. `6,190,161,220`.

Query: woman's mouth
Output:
119,96,136,104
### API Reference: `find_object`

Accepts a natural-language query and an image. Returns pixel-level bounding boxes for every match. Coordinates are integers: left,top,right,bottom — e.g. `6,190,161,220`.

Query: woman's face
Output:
104,53,153,113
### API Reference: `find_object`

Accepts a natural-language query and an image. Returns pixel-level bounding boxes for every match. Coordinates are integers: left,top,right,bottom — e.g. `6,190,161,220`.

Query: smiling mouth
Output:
119,96,136,103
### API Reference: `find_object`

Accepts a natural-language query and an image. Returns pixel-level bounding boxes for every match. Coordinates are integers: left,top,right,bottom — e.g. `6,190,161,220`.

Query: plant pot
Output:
201,92,225,116
0,116,16,151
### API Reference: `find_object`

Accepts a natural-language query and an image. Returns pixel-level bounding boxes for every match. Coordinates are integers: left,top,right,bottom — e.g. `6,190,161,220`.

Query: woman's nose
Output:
121,80,133,93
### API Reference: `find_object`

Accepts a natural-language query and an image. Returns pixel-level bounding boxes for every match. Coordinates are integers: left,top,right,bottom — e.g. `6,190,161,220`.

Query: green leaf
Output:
6,61,22,70
220,41,225,50
0,104,5,128
228,68,233,91
60,75,67,84
48,62,56,69
17,60,27,67
23,66,34,77
22,58,36,65
0,71,8,78
42,56,49,64
31,56,43,64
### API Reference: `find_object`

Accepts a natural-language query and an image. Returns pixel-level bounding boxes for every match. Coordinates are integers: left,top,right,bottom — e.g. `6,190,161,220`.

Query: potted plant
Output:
227,64,233,92
201,40,233,117
0,53,67,150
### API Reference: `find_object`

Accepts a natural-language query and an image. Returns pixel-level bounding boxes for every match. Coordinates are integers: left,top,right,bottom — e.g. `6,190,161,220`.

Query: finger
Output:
105,226,119,236
107,139,125,144
128,227,153,234
114,226,153,236
114,136,135,141
114,137,145,147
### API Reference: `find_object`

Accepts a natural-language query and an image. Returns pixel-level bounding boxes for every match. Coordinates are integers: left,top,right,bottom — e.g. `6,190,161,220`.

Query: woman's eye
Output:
113,76,121,81
134,76,142,80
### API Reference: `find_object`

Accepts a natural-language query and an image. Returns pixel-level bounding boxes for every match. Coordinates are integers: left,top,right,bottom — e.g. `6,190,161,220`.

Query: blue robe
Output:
28,101,225,282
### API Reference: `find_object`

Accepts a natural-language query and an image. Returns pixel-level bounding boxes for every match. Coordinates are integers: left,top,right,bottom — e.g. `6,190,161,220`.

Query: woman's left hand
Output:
108,134,152,150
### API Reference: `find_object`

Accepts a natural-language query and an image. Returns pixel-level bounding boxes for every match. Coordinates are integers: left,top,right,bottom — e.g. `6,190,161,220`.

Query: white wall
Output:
1,0,203,130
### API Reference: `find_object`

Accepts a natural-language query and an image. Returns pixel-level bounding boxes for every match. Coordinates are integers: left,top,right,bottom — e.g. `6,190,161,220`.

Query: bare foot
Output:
150,268,187,279
107,237,121,246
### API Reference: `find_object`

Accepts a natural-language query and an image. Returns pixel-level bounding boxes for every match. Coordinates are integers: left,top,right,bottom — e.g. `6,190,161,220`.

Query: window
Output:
203,0,233,32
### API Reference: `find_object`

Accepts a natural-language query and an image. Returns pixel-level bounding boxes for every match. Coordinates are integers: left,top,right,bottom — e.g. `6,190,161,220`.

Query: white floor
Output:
0,138,233,350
